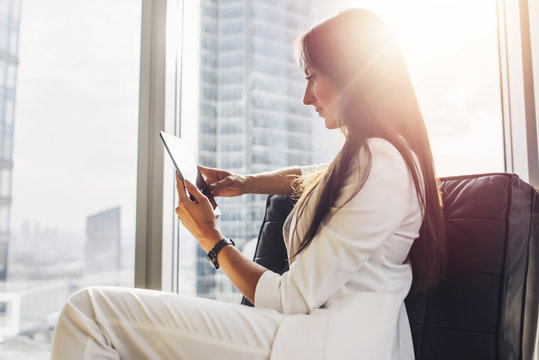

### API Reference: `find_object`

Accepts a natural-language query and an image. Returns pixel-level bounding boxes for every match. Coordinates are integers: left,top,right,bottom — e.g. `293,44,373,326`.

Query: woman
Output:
50,9,446,360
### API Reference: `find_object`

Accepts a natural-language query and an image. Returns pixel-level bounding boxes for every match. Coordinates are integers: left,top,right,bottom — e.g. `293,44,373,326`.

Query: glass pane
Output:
0,168,10,198
1,128,12,159
9,26,18,57
5,97,13,127
177,0,504,303
0,205,8,233
6,64,15,89
0,61,5,85
177,1,342,302
1,0,141,358
350,0,504,176
0,24,7,55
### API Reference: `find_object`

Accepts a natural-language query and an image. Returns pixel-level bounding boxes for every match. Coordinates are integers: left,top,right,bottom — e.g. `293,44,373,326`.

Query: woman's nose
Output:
303,85,315,106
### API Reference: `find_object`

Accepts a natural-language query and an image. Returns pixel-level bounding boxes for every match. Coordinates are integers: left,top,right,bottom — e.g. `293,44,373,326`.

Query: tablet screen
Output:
159,131,221,216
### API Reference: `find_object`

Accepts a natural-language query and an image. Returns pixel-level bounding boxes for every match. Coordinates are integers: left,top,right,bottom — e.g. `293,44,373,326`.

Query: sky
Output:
11,0,505,241
12,0,141,237
351,0,504,175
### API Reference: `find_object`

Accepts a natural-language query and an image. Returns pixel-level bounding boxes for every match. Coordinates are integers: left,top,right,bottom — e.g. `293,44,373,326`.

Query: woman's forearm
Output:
216,245,267,304
243,166,302,195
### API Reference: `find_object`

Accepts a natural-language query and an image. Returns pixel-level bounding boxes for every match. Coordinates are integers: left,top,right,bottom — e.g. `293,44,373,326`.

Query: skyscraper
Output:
197,0,314,299
0,0,21,281
85,207,121,273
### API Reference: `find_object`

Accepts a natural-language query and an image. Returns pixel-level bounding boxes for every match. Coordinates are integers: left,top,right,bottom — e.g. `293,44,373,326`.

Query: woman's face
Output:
303,65,341,129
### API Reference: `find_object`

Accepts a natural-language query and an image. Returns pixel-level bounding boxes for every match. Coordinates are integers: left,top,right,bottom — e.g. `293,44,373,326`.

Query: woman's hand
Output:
198,165,247,197
175,173,223,252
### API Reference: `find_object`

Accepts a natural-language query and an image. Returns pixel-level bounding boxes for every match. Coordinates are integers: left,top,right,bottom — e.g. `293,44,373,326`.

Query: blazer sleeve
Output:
254,138,418,314
299,163,329,176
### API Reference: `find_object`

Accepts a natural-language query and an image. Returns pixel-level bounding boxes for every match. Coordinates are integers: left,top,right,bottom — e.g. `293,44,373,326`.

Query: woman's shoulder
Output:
364,137,401,156
359,137,423,201
335,138,410,200
358,137,408,174
300,162,330,176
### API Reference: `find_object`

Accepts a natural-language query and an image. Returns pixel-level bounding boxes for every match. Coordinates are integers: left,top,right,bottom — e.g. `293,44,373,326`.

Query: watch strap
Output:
206,238,235,269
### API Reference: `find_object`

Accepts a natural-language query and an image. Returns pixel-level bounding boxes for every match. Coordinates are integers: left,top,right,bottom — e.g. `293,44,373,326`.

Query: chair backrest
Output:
241,173,539,360
406,173,538,360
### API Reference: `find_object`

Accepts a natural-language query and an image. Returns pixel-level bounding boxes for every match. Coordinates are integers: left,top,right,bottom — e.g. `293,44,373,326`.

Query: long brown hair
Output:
290,9,446,294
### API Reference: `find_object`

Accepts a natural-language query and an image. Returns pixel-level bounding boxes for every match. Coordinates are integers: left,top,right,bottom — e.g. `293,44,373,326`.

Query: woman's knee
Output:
62,286,107,321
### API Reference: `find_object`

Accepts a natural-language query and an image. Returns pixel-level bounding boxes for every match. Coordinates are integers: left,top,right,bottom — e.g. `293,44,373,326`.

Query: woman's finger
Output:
197,165,216,179
175,173,189,202
198,164,219,173
198,165,227,185
210,177,230,196
184,179,206,203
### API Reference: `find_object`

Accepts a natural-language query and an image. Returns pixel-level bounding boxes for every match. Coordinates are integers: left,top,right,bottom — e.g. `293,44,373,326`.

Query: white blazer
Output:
254,138,421,360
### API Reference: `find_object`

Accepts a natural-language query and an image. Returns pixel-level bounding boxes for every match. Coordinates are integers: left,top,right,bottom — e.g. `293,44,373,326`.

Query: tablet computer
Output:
159,131,221,217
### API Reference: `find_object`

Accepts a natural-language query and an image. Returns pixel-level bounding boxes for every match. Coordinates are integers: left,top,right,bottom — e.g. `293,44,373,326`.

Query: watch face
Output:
206,254,218,269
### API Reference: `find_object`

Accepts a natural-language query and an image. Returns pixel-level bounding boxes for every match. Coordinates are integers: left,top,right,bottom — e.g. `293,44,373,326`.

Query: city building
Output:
0,0,22,281
85,207,121,273
196,0,316,300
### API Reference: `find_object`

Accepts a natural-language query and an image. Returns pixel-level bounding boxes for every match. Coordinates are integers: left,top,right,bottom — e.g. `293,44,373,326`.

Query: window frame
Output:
135,0,182,292
498,0,539,184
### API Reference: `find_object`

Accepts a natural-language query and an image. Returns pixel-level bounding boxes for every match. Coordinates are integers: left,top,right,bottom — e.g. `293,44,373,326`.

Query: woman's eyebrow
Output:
304,66,311,75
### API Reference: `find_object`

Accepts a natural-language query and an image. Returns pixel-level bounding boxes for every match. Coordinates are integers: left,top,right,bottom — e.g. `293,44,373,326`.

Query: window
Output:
203,4,217,18
201,103,217,117
0,60,5,85
219,54,244,68
4,97,14,126
220,103,243,117
202,71,217,85
351,0,503,176
219,88,242,101
160,0,539,336
252,56,287,77
221,121,242,134
219,38,244,51
0,129,12,160
251,4,281,24
201,136,217,152
220,136,243,151
219,70,243,85
1,1,142,358
200,119,217,134
0,205,8,233
6,63,15,89
221,22,243,35
220,5,243,19
0,168,10,197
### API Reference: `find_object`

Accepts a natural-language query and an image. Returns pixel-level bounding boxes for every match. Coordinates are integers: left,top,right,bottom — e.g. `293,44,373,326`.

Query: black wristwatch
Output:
206,238,235,269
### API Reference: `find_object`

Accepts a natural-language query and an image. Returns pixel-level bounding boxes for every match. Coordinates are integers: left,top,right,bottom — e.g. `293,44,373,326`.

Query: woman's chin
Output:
324,117,340,130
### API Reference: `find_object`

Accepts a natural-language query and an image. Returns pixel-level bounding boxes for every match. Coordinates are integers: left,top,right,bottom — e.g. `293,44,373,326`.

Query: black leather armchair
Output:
241,173,539,360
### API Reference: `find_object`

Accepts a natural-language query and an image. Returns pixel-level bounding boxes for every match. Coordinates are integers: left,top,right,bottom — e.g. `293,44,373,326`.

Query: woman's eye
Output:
305,75,314,80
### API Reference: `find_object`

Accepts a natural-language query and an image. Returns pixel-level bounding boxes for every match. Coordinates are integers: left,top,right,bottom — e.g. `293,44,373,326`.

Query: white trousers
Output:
49,286,284,360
